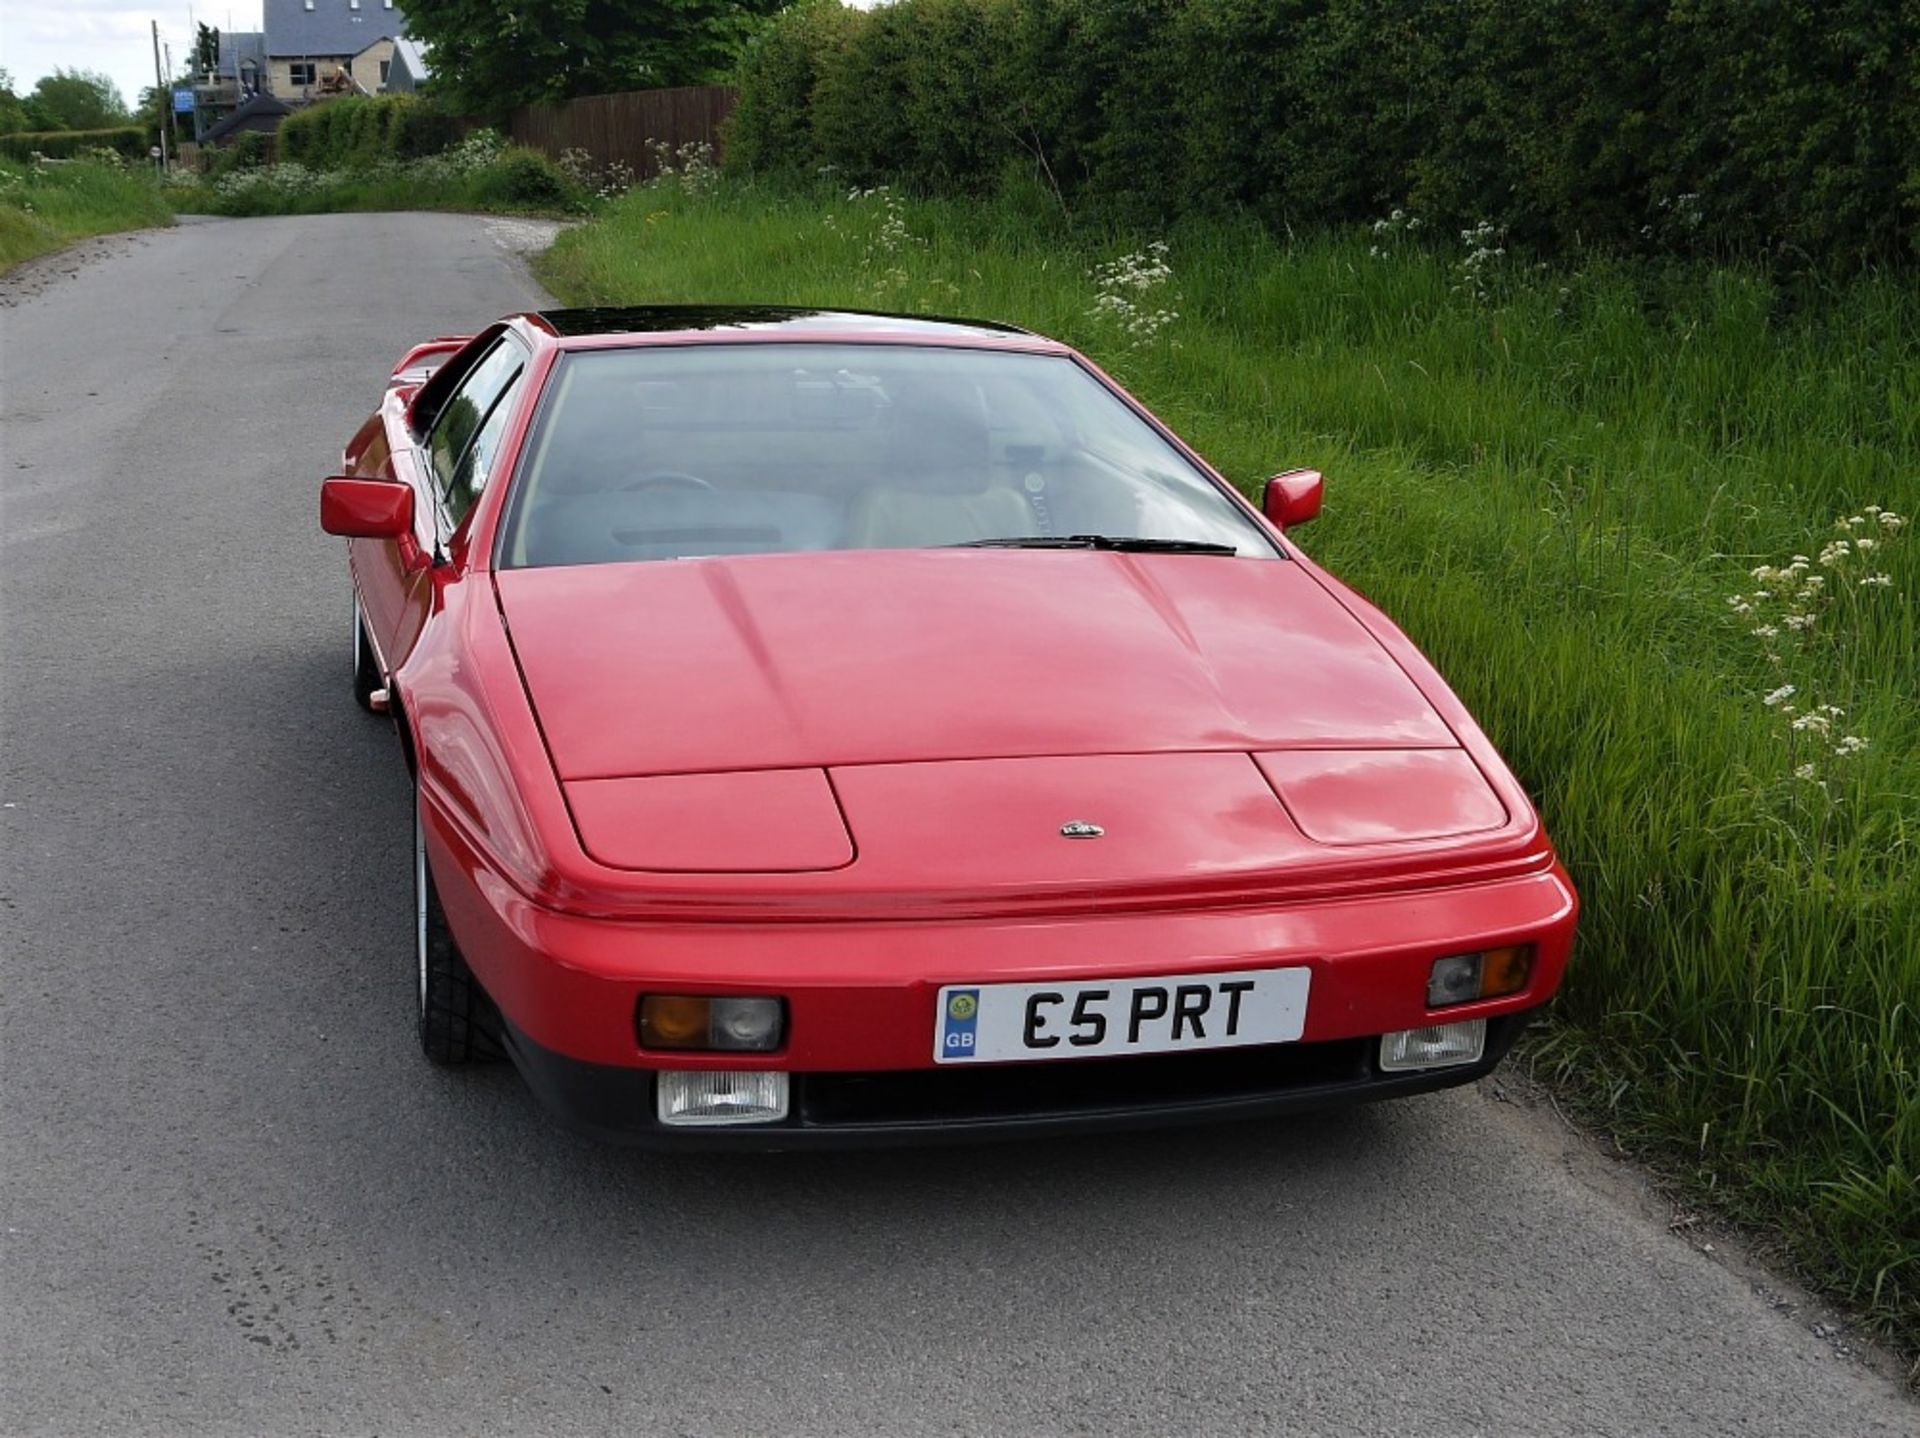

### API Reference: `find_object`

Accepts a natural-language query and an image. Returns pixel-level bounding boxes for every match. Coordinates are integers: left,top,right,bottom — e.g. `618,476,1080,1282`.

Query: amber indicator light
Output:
1480,945,1533,998
639,995,712,1049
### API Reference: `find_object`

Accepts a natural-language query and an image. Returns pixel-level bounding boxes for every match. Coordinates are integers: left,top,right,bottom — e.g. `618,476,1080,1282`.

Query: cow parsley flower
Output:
1762,685,1796,708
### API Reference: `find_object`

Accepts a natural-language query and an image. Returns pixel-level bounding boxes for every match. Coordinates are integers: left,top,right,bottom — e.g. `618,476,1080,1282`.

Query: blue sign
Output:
938,989,980,1060
172,88,195,114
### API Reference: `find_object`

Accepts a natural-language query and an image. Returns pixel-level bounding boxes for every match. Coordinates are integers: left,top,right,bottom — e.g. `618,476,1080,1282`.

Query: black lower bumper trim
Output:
498,1012,1534,1149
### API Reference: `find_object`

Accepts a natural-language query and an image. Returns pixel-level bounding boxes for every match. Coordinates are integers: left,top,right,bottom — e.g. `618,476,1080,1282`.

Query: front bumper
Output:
423,794,1575,1145
501,1010,1536,1148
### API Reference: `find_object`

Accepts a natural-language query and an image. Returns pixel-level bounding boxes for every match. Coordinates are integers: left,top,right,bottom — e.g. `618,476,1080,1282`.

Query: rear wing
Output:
390,335,472,384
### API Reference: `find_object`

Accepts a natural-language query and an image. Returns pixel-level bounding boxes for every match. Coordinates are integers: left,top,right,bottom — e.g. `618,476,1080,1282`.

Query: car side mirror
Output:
1262,469,1324,527
321,476,414,539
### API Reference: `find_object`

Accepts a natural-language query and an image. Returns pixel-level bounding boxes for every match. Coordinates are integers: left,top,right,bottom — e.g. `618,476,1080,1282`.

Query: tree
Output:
399,0,787,114
0,68,30,136
24,69,130,132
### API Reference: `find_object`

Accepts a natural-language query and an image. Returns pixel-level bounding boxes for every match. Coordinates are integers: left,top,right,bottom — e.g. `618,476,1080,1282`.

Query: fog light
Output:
1426,946,1533,1008
639,995,785,1052
656,1070,790,1126
1380,1019,1487,1072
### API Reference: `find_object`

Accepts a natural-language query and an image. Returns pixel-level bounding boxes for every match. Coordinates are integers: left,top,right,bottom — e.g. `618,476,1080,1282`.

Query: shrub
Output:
0,127,148,163
203,130,272,179
470,147,579,210
728,0,862,178
726,0,1920,269
279,95,459,170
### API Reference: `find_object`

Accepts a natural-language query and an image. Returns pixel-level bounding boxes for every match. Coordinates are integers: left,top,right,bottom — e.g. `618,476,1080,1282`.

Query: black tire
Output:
414,793,504,1065
353,599,383,712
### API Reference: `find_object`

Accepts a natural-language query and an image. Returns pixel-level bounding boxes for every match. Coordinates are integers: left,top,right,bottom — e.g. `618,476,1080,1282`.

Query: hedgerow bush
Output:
469,147,577,210
278,95,461,170
727,0,1920,269
0,127,148,163
202,130,272,180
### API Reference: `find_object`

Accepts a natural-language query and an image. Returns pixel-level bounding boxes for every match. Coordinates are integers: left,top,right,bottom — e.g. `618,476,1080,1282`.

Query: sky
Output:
0,3,261,115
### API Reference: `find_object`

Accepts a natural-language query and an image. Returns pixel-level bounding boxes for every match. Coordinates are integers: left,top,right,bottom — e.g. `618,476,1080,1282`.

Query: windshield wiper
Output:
952,534,1239,555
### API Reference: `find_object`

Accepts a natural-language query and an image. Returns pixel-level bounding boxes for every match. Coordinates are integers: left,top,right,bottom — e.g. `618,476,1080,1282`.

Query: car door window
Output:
445,369,525,525
427,339,524,525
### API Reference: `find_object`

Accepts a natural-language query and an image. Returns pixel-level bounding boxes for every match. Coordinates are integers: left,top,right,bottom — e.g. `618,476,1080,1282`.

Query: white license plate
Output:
933,967,1310,1064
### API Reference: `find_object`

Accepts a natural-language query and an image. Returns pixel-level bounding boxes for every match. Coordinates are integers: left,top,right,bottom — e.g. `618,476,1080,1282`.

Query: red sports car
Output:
321,306,1577,1145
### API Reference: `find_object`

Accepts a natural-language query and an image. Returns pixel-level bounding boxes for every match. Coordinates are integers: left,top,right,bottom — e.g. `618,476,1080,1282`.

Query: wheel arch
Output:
390,685,420,778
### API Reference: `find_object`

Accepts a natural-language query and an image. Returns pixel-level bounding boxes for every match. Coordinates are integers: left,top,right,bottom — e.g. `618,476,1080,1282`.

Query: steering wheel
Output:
619,470,716,493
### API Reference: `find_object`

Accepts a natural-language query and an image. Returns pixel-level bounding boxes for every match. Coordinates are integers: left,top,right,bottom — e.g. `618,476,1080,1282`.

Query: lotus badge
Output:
1060,820,1105,839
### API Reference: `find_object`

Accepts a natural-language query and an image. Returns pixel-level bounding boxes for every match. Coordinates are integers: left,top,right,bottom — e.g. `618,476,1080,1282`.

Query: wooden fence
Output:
507,86,738,177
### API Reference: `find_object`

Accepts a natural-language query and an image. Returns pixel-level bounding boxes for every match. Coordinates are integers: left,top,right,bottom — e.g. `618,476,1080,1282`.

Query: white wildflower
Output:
1794,763,1819,781
1834,735,1870,757
1762,685,1796,708
1750,625,1779,639
1859,573,1893,588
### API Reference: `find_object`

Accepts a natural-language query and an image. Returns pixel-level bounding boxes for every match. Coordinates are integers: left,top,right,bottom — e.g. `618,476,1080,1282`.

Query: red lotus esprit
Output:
320,305,1577,1145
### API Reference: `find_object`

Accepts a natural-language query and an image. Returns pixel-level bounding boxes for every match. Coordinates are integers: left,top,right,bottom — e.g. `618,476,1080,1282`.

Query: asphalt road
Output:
1,212,1912,1438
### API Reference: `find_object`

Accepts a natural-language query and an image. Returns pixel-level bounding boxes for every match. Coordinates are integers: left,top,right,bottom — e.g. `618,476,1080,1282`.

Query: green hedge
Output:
727,0,1920,269
0,127,148,163
278,95,462,169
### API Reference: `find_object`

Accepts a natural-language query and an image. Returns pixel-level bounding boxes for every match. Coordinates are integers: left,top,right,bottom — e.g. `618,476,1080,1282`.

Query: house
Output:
186,31,268,142
262,0,408,101
385,37,431,94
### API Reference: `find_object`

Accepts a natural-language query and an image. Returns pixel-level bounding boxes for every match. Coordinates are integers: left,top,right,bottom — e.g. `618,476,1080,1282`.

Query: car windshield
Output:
497,343,1276,567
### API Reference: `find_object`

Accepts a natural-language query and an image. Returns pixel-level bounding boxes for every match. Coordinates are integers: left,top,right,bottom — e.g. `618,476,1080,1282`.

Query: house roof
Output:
216,31,269,77
263,0,406,58
391,36,430,82
203,93,293,144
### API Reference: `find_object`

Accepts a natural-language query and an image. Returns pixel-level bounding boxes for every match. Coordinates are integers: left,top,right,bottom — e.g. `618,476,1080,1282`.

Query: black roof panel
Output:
535,305,1035,340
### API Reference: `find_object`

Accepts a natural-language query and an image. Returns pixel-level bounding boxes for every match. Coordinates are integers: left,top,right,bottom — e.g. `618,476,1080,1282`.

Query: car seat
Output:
844,389,1035,548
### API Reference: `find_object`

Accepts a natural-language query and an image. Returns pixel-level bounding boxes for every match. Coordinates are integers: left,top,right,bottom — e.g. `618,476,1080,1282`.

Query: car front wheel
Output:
414,792,503,1065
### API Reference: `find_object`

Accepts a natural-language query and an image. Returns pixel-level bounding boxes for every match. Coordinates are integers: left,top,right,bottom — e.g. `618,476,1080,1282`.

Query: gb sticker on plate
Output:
937,988,982,1060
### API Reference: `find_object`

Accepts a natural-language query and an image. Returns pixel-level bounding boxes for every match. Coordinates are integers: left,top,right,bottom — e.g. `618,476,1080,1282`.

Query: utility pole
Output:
151,20,170,170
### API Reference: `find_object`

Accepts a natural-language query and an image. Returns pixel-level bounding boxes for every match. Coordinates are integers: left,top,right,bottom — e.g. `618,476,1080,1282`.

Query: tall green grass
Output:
539,181,1920,1357
0,157,172,272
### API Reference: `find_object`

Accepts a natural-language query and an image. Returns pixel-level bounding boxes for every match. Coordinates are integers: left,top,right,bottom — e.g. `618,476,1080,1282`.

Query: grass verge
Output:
0,157,173,273
538,180,1919,1363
